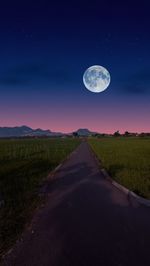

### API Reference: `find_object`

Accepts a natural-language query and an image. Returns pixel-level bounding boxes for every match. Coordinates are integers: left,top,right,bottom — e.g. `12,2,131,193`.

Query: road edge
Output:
38,141,82,194
1,141,82,262
88,142,150,207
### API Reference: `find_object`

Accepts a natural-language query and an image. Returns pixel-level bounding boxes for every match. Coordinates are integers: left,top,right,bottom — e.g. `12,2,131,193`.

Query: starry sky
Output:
0,0,150,133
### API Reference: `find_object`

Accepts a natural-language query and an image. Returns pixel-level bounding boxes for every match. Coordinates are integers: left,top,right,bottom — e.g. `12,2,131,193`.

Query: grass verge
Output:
89,137,150,199
0,138,80,258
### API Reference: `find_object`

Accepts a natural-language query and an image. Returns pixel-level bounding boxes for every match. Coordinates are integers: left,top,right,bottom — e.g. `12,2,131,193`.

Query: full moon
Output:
83,65,111,93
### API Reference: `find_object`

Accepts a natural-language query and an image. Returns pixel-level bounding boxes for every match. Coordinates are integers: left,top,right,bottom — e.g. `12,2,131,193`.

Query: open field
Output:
0,138,80,257
89,137,150,199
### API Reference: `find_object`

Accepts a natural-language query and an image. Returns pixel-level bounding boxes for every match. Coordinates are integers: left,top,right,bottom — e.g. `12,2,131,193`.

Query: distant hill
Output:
0,126,98,138
73,128,97,136
0,126,63,137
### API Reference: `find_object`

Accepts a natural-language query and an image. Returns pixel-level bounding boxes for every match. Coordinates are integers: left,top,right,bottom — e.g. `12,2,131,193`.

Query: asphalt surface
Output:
3,142,150,266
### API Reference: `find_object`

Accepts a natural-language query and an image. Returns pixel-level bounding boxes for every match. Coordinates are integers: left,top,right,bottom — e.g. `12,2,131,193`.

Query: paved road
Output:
3,142,150,266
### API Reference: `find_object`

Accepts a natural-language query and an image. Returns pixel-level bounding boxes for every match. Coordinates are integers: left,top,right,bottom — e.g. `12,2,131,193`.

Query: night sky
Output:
0,0,150,133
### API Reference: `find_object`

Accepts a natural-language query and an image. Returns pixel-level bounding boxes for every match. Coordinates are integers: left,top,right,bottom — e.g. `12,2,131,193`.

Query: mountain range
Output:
0,126,62,137
0,126,96,137
73,128,96,136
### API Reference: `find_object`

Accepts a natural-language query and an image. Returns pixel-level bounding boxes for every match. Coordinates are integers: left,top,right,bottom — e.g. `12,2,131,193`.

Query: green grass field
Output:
0,138,80,257
89,137,150,199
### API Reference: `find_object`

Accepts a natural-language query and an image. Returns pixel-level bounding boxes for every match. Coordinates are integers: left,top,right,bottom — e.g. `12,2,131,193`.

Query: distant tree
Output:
139,132,150,137
114,130,120,137
94,133,102,137
124,131,130,136
73,132,78,137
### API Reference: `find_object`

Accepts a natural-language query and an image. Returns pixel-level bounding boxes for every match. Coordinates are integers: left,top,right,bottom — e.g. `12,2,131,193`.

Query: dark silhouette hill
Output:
73,128,97,136
0,126,62,137
0,126,97,138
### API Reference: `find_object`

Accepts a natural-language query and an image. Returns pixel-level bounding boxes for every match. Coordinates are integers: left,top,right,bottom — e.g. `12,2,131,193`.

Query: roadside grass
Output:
89,137,150,199
0,138,80,258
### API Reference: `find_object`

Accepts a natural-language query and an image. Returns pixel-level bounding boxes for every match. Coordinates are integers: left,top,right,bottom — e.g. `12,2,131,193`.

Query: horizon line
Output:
0,124,150,134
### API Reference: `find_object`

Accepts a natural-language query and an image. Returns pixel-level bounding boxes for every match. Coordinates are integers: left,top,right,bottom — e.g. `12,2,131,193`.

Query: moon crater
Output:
83,65,111,93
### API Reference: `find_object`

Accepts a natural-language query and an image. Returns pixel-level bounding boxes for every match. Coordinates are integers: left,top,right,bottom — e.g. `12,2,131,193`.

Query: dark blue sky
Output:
0,0,150,132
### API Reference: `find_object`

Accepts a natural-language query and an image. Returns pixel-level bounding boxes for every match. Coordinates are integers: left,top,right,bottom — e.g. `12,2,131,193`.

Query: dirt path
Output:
3,142,150,266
